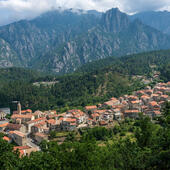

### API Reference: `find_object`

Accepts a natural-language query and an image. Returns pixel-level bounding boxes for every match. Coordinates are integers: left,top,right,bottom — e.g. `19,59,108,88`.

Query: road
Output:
27,137,41,151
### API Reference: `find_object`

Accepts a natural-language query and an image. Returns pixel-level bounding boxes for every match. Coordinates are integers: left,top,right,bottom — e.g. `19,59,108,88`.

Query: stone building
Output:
34,132,48,144
14,146,38,157
11,131,27,146
6,123,26,133
0,111,6,120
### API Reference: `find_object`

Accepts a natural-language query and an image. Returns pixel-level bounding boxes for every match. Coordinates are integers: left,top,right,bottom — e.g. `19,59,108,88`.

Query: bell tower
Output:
17,102,21,115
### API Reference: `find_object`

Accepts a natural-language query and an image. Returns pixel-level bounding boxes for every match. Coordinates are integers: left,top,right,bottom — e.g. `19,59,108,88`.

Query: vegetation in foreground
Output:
0,102,170,170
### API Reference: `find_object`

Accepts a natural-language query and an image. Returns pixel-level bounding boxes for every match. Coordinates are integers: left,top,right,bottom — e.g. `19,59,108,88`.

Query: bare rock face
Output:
0,8,170,73
100,8,130,33
130,10,170,35
0,38,20,67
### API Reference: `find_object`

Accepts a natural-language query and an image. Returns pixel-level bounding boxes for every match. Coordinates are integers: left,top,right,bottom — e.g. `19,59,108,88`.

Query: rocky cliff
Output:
0,8,170,74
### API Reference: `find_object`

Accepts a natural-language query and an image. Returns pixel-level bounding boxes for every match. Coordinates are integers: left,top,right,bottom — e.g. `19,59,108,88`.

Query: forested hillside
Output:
160,63,170,82
0,67,43,82
0,72,138,112
78,50,170,76
0,50,169,112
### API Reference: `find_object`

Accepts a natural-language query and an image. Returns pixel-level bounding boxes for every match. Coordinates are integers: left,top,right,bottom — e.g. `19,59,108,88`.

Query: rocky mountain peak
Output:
0,8,170,74
100,8,130,33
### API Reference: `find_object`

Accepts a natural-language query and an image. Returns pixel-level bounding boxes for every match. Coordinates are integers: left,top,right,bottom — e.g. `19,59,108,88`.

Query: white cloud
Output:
0,0,170,26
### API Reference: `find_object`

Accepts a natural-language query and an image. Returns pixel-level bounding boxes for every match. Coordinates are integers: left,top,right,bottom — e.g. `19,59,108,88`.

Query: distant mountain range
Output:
0,8,170,73
130,11,170,35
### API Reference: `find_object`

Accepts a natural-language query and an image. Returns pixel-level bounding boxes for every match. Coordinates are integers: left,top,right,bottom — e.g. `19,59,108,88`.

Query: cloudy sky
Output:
0,0,170,26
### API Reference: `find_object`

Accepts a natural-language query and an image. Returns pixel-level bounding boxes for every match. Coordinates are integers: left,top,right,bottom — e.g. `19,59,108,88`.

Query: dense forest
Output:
77,50,170,76
160,63,170,82
0,67,44,88
0,72,140,112
0,102,170,169
0,50,170,112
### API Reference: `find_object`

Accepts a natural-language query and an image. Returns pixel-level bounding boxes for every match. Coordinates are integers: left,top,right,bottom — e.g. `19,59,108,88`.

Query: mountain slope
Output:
0,38,20,67
130,11,170,35
1,8,170,74
0,67,42,82
37,9,170,73
0,50,170,111
0,9,99,68
77,50,170,76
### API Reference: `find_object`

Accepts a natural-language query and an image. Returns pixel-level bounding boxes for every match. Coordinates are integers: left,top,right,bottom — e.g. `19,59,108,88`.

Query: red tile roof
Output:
35,132,47,138
7,123,22,130
161,95,169,98
145,89,153,93
158,83,166,86
13,131,26,137
94,110,106,114
21,109,32,113
114,108,121,112
27,117,46,124
63,118,76,122
122,101,128,105
34,121,46,128
71,110,85,116
9,131,15,134
155,91,163,95
141,106,148,109
3,136,11,142
70,123,77,126
47,119,56,125
153,111,161,115
127,95,138,100
59,117,64,121
149,101,159,107
152,94,159,97
159,101,165,105
136,90,145,94
110,97,118,101
99,121,108,126
51,110,57,114
104,101,114,106
141,95,150,99
91,113,99,118
131,100,141,104
11,114,33,119
85,105,97,110
0,123,8,128
13,145,32,157
13,109,32,115
14,146,30,150
124,110,139,114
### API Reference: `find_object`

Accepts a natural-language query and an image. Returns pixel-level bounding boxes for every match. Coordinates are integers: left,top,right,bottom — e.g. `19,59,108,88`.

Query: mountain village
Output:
0,81,170,157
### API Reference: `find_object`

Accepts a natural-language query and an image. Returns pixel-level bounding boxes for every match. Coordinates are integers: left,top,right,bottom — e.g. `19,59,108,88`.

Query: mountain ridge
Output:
0,8,170,73
38,8,170,73
130,10,170,35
